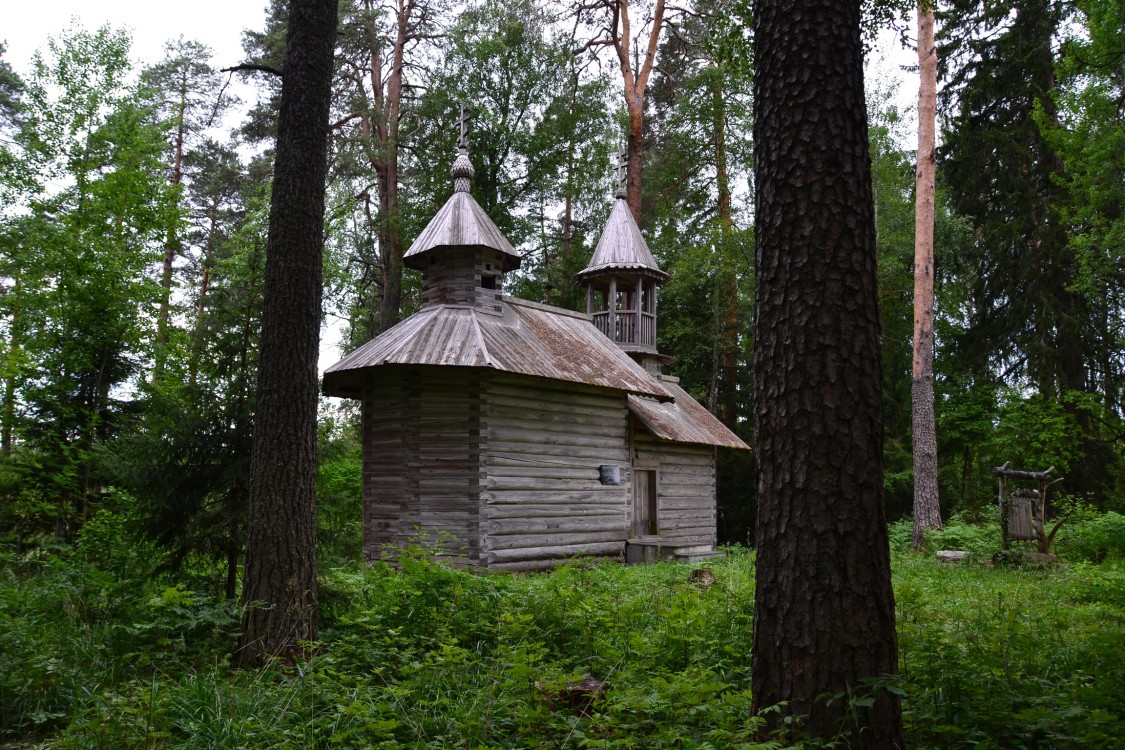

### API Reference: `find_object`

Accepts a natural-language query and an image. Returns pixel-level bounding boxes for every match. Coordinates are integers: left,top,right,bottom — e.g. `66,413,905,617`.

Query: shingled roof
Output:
576,197,669,283
403,191,521,272
628,379,749,449
403,147,521,272
323,296,673,401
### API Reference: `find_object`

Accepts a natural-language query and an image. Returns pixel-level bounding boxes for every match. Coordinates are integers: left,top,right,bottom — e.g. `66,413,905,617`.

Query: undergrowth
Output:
1,513,1123,748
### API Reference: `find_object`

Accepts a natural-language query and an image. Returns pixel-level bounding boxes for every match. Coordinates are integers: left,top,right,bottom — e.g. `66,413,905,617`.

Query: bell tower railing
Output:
591,310,656,349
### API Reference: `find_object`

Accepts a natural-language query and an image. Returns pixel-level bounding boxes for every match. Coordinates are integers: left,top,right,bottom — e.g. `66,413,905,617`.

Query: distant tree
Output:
751,0,903,744
412,0,614,247
235,0,288,145
866,86,918,518
940,0,1116,499
238,0,338,665
644,0,753,428
0,26,174,541
0,41,23,131
640,0,755,543
182,140,258,378
141,39,232,368
1042,0,1124,421
106,149,266,599
333,0,444,336
912,4,941,546
0,219,29,459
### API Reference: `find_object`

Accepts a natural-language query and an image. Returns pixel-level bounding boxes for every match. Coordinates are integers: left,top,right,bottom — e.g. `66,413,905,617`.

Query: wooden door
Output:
632,469,657,537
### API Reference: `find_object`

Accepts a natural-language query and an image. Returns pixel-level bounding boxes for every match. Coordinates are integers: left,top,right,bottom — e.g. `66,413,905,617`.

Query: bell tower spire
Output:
577,151,670,372
403,103,520,313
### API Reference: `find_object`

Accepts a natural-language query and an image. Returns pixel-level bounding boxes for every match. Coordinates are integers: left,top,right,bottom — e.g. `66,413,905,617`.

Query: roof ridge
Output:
502,295,591,321
469,309,493,366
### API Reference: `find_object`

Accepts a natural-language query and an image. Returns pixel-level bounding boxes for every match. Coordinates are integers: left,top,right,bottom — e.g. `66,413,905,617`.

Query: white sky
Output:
0,1,359,371
2,0,266,75
3,3,918,127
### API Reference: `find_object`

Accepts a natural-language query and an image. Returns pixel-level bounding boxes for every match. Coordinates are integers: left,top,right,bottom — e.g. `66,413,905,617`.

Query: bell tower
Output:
577,150,670,372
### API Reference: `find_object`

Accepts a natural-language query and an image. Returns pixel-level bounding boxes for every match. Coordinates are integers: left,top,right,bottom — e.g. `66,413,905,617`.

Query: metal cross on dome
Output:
457,104,473,151
615,147,628,196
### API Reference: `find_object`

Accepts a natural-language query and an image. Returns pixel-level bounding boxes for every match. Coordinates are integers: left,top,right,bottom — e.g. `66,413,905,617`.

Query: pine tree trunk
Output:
625,92,644,220
359,0,410,334
911,5,941,548
556,72,580,306
189,205,219,387
2,269,19,456
611,0,663,221
751,0,903,744
559,129,575,305
238,0,338,666
156,74,188,369
376,7,407,333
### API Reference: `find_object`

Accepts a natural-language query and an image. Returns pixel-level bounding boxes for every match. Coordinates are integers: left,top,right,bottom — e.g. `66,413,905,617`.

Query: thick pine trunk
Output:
377,170,403,332
751,0,903,745
912,5,942,547
238,0,338,666
625,92,644,221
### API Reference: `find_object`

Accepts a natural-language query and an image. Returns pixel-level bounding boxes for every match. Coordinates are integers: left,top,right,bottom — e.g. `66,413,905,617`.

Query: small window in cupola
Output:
480,275,497,290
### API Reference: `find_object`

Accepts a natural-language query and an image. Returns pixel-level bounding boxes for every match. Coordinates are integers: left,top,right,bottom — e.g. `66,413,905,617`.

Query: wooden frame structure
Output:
990,463,1066,553
323,133,748,570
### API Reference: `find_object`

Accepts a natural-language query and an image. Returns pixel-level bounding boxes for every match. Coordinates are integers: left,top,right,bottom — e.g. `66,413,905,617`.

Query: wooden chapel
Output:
323,135,748,570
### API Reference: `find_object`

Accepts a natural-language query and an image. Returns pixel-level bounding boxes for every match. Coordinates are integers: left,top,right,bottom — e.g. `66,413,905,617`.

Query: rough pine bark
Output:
751,0,903,745
238,0,338,666
912,5,942,548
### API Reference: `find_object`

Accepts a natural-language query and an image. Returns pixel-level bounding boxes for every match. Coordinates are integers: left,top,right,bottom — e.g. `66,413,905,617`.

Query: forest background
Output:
1,0,1122,556
0,0,1123,746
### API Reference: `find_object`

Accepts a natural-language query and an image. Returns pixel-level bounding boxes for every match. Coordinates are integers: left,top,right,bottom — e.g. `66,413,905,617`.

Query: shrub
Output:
1055,511,1125,563
892,515,1001,557
0,512,237,741
6,530,1124,749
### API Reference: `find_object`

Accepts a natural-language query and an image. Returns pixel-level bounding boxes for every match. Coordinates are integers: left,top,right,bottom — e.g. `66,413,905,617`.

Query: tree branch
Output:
330,112,364,130
221,63,283,77
635,0,665,92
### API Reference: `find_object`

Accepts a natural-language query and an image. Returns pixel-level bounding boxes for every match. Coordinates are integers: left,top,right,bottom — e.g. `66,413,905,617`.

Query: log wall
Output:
632,430,717,547
419,247,505,313
480,376,631,570
362,368,481,564
360,368,717,570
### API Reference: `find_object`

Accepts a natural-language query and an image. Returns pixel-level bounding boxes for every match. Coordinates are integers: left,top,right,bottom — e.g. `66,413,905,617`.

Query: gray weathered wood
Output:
487,541,625,562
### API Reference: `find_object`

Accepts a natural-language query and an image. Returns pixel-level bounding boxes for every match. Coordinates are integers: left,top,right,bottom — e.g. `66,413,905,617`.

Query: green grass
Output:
1,515,1123,748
